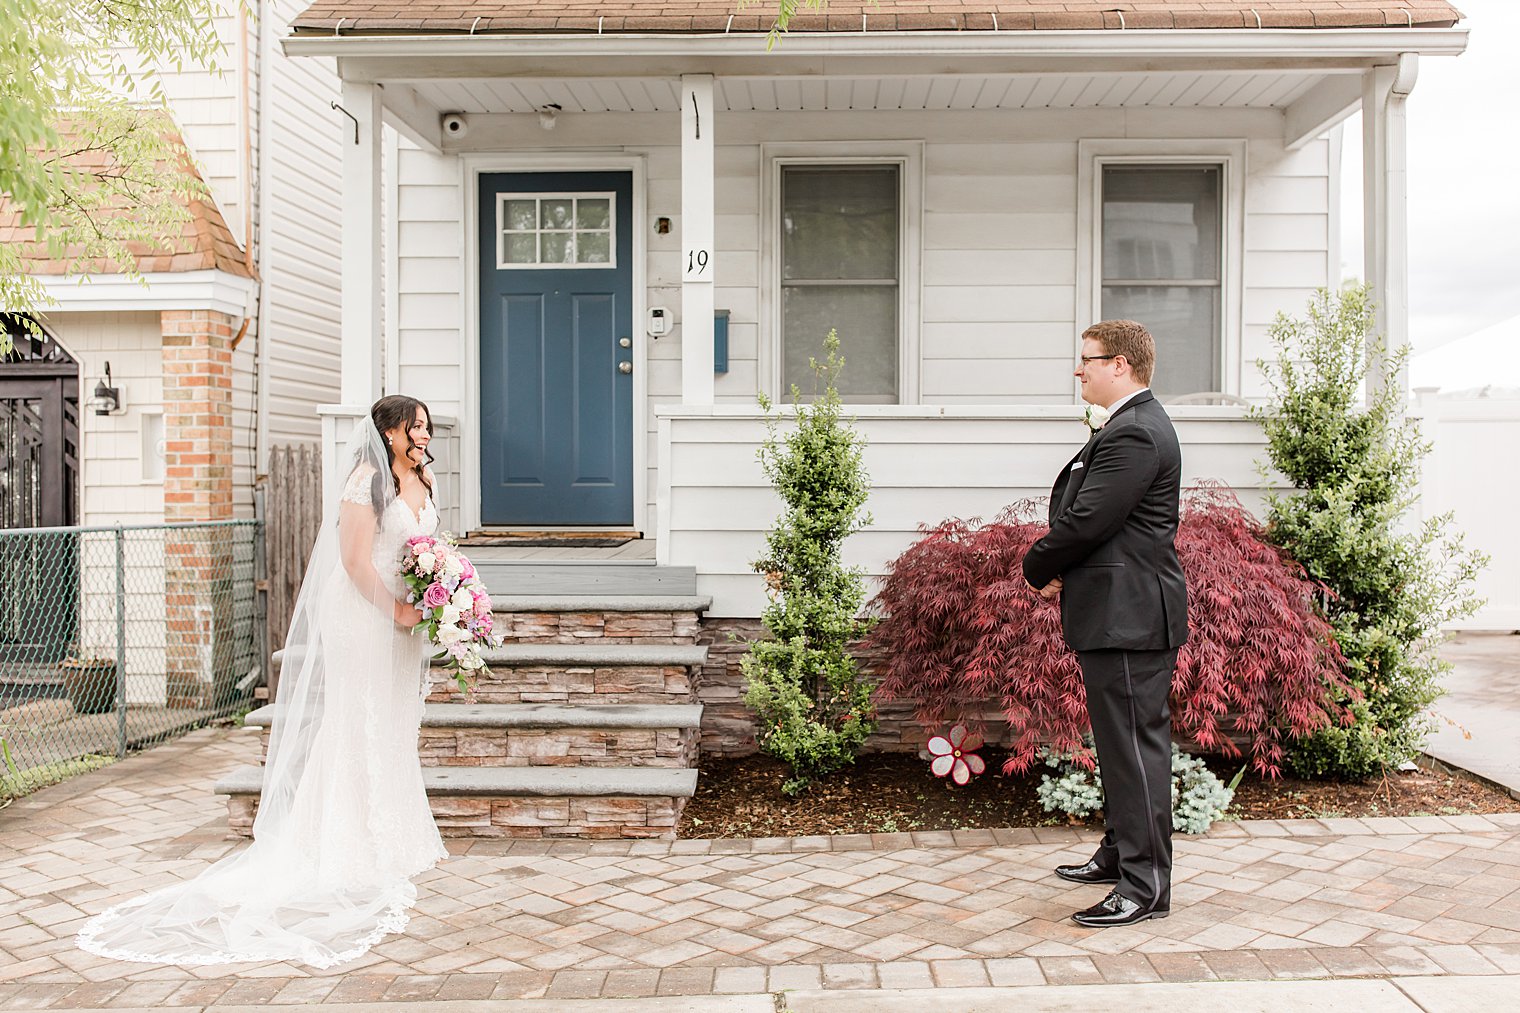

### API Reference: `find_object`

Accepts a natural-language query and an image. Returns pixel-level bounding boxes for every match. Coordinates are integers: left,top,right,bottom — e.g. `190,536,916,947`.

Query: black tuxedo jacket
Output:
1022,390,1188,652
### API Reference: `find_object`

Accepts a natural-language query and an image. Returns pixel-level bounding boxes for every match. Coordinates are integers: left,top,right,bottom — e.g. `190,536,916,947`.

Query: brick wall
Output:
160,310,236,708
161,310,235,522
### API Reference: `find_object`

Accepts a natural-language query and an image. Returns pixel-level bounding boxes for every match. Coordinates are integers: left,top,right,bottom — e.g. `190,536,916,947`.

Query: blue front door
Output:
479,172,634,526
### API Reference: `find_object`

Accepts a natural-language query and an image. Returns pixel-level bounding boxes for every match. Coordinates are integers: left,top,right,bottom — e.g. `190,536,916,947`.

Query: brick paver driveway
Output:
3,726,1520,1008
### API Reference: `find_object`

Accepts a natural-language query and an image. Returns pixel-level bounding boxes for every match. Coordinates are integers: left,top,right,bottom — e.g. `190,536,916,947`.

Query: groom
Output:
1022,319,1188,928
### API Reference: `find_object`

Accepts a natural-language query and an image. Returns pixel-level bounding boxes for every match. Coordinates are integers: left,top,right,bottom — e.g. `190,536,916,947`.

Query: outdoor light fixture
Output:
538,103,561,131
89,361,121,416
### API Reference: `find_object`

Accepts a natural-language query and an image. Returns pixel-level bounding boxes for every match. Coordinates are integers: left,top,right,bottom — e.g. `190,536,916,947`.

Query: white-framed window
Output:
1077,140,1245,400
495,192,616,269
764,144,922,404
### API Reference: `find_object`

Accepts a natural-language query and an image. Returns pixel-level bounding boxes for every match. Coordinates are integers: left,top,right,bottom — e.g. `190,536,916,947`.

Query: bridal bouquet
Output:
399,534,502,693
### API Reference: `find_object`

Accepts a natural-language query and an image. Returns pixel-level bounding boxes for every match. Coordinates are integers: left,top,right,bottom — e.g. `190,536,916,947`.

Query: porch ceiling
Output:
410,70,1326,115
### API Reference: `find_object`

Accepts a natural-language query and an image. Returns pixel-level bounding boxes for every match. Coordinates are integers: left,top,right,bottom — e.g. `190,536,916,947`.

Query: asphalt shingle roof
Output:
290,2,1465,35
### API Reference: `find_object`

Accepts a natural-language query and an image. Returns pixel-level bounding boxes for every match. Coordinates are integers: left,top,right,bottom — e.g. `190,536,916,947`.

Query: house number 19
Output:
684,249,712,283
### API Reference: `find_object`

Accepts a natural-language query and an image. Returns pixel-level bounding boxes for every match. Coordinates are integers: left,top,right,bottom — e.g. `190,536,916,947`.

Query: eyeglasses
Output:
1078,354,1119,365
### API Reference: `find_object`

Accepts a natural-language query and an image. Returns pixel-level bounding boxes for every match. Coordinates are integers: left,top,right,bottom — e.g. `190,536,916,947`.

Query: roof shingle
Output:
0,131,255,281
290,2,1464,36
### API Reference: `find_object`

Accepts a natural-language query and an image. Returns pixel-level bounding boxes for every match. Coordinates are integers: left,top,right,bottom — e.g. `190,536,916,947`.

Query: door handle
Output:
618,361,633,374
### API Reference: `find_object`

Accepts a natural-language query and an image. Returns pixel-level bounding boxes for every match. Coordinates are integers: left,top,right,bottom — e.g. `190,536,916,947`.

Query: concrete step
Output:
245,703,704,769
215,764,697,840
476,561,699,597
493,595,713,613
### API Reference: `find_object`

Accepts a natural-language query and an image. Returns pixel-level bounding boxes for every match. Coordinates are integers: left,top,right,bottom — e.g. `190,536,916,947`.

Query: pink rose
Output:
422,582,451,608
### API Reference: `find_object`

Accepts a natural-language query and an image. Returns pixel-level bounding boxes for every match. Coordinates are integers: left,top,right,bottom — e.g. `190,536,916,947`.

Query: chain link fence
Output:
0,520,265,799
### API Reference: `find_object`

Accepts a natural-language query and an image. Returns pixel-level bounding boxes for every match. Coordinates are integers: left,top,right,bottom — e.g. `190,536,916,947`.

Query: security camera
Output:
441,112,468,139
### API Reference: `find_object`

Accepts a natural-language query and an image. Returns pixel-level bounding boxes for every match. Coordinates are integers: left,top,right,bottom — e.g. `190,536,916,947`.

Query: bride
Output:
78,395,450,968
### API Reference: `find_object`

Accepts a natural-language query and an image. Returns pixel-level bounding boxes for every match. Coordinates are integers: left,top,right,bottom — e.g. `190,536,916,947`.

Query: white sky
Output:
1339,0,1520,352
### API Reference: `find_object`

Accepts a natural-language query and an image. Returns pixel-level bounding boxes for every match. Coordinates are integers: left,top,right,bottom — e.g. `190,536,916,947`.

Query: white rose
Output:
437,623,466,645
415,551,436,573
1083,403,1112,433
443,554,465,577
440,605,462,628
460,650,486,671
450,588,474,611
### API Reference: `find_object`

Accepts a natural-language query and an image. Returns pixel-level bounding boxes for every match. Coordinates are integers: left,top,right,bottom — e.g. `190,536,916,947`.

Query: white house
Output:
0,0,345,531
285,0,1467,617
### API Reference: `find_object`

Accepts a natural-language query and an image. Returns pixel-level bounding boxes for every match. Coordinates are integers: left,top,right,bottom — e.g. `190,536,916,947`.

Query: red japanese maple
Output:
869,484,1353,778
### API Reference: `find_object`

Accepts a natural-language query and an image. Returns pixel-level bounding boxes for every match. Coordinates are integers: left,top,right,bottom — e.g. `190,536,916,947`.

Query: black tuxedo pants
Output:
1079,647,1178,910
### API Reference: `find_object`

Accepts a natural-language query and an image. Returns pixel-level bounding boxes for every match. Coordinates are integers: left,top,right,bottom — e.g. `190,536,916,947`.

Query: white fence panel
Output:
1417,392,1520,631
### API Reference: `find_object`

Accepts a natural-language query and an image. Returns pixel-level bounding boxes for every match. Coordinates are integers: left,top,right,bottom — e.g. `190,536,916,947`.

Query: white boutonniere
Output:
1083,403,1111,435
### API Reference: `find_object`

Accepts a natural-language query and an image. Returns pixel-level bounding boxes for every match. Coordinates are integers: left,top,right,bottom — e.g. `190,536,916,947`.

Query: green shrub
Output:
1255,286,1487,780
742,330,877,796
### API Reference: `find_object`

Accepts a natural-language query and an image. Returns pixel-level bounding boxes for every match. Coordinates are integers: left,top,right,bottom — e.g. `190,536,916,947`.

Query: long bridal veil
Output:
77,420,436,967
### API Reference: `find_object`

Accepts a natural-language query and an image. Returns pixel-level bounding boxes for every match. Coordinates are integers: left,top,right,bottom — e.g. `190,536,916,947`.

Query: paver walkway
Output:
3,724,1520,1009
1427,632,1520,799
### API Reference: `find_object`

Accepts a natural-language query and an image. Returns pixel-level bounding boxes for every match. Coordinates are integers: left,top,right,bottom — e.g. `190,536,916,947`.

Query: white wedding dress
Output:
77,423,448,968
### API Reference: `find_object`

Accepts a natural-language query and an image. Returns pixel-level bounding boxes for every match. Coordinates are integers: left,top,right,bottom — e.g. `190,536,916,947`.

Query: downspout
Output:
254,0,274,469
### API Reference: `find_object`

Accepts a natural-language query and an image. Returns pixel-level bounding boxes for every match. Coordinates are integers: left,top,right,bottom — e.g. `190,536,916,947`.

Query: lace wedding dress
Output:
77,423,448,968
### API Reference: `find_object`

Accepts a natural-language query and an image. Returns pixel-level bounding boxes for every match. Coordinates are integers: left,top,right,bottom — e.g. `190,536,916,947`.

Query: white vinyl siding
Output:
657,408,1281,616
53,312,166,526
259,0,343,449
389,106,1333,534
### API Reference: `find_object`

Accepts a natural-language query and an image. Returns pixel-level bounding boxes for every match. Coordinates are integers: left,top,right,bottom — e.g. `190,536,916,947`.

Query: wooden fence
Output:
260,446,322,685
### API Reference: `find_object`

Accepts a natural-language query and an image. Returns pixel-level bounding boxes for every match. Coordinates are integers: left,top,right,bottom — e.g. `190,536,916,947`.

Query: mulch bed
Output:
679,749,1520,838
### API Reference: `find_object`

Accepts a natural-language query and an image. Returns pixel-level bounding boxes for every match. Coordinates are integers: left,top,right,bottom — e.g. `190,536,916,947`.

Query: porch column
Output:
680,74,715,405
340,79,384,405
1362,54,1417,399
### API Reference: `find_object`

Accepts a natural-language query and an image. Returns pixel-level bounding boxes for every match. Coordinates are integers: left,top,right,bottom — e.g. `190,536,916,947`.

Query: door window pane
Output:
780,165,900,402
1100,166,1222,397
576,199,610,230
578,232,610,263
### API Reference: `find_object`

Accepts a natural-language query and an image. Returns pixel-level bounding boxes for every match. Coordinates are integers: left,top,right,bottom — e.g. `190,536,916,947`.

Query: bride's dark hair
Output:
369,394,435,513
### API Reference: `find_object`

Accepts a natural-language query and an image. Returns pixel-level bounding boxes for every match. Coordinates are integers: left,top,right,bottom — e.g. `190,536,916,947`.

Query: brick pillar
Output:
161,310,235,709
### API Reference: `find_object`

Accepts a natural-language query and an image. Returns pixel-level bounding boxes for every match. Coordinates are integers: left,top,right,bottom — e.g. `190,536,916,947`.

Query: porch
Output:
288,13,1465,612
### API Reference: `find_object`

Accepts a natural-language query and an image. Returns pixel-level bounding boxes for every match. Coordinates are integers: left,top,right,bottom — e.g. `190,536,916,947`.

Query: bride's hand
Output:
393,600,425,629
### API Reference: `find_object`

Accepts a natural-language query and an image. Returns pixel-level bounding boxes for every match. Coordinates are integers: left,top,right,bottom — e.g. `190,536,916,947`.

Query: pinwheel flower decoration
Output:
928,724,985,786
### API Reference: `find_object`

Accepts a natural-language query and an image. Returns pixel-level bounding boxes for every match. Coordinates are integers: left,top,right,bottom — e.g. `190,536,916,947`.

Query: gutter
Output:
282,28,1469,61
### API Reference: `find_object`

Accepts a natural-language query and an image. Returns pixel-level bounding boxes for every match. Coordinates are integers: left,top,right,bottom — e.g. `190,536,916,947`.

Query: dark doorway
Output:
1,316,81,664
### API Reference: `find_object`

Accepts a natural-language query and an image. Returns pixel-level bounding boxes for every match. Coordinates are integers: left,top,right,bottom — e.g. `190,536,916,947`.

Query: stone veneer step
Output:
270,643,709,674
214,764,697,798
244,704,705,769
242,702,705,731
492,595,712,614
478,643,708,667
215,764,694,839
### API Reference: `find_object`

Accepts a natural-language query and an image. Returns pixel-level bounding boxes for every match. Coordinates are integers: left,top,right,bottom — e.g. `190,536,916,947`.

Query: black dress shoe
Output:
1072,890,1170,928
1054,858,1121,885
